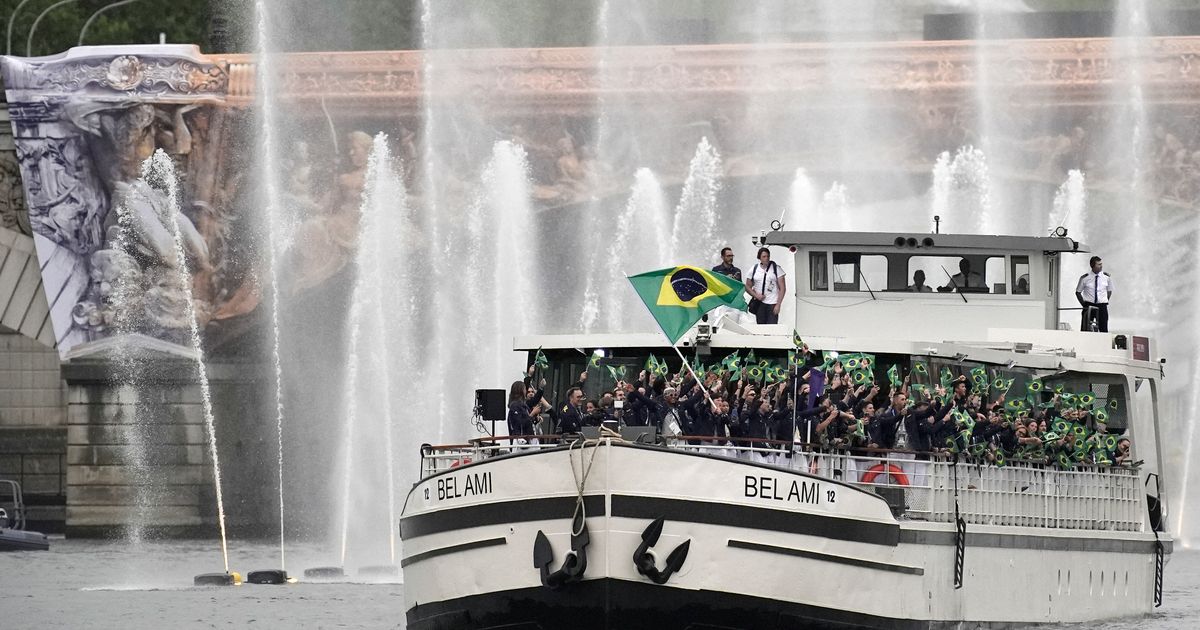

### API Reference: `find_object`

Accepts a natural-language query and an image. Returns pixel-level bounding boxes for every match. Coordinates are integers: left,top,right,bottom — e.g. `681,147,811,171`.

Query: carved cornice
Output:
2,45,227,103
212,36,1200,114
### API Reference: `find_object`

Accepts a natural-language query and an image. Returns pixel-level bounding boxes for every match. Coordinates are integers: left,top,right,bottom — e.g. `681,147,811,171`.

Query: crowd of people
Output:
507,351,1135,471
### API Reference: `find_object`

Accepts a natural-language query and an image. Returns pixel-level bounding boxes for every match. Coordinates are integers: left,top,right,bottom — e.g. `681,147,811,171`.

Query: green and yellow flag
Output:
629,265,747,344
887,364,902,387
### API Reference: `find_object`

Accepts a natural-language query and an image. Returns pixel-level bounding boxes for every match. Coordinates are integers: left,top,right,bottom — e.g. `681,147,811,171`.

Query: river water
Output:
3,539,1198,629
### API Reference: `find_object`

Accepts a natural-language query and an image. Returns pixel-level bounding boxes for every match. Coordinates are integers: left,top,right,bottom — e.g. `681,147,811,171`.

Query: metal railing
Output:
419,436,1144,532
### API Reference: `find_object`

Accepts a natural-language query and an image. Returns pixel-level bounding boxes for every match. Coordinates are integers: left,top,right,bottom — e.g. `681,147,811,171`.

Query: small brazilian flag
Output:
887,364,902,387
940,367,954,388
629,266,748,343
606,365,627,381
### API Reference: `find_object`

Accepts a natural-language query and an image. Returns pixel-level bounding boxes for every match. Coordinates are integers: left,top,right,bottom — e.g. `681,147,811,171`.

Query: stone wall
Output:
62,353,208,538
0,331,66,531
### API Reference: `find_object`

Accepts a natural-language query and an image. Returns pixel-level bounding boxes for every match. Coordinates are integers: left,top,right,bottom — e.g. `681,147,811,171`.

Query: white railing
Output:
420,436,1144,533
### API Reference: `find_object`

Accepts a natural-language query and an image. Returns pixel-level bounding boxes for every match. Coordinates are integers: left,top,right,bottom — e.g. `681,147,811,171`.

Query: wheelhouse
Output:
762,231,1087,340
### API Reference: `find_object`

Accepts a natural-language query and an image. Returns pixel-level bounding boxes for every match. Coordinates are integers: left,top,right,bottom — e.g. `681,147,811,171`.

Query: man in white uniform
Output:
1075,255,1114,332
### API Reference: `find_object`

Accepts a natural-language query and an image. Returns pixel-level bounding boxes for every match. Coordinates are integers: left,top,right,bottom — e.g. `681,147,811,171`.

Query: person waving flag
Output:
628,265,748,344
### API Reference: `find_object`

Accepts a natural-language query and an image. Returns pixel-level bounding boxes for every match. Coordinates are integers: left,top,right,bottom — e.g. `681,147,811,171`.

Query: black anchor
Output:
532,511,590,590
633,517,691,585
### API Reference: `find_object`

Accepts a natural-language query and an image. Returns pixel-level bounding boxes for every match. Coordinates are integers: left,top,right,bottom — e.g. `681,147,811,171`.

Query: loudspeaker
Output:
475,389,506,422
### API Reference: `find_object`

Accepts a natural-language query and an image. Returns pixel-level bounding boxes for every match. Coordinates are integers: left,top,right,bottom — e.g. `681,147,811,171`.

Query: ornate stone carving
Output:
0,152,30,234
15,135,107,255
3,47,227,99
212,37,1200,109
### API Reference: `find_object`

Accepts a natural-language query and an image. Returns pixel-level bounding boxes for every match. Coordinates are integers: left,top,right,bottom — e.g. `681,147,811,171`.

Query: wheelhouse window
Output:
803,250,1032,296
832,253,888,292
809,252,828,291
1011,256,1030,295
907,255,1005,294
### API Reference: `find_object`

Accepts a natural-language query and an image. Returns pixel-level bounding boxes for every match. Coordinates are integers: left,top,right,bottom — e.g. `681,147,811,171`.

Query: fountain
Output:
0,0,1197,553
332,133,411,576
136,150,234,584
253,0,290,586
601,168,670,331
668,138,723,266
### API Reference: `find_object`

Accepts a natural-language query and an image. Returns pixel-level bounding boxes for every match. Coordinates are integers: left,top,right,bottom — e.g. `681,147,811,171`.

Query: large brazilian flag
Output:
628,265,748,344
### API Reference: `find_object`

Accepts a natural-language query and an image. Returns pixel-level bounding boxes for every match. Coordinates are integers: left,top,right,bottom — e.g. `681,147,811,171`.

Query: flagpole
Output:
668,342,718,411
792,363,800,448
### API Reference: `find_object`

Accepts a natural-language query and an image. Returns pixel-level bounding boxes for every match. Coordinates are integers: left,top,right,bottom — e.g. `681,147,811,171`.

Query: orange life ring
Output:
449,458,472,468
860,463,909,486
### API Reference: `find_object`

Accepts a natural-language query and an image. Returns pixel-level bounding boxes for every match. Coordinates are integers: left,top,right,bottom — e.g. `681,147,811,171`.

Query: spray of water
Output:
1050,170,1087,239
931,151,951,228
577,0,613,335
955,146,993,233
785,167,818,230
602,168,667,330
140,150,230,573
335,134,412,567
821,182,850,231
104,191,149,546
1116,0,1158,319
482,142,538,384
669,138,722,263
255,0,289,572
970,4,1002,232
928,147,992,234
418,0,450,444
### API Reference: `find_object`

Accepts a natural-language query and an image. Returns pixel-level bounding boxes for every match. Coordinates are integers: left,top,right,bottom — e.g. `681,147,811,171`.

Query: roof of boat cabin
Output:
761,231,1088,253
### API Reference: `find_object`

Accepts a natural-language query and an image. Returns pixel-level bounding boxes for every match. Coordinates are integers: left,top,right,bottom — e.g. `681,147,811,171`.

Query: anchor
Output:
633,517,690,585
532,511,590,590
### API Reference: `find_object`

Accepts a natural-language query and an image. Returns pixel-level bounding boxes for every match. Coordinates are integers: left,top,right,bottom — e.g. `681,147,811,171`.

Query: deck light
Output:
953,353,967,363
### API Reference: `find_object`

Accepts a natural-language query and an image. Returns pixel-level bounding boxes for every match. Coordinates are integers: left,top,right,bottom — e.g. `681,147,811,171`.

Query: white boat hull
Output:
399,441,1167,629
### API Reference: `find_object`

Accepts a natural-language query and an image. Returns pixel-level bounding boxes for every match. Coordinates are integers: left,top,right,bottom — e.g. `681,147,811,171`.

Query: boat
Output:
400,229,1171,629
0,479,50,551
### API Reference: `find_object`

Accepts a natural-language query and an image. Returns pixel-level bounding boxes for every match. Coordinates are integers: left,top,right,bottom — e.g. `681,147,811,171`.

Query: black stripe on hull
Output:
405,578,931,630
612,495,900,547
401,537,507,568
728,539,924,575
400,495,606,539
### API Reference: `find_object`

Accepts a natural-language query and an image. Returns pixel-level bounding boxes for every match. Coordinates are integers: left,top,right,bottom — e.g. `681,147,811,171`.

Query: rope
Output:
567,429,623,536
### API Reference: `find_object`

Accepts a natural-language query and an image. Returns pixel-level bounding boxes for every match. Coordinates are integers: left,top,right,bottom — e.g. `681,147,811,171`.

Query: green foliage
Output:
2,0,210,56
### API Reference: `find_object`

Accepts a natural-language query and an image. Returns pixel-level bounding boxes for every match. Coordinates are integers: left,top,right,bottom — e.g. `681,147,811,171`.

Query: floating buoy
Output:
303,566,345,580
194,571,242,586
246,569,289,585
